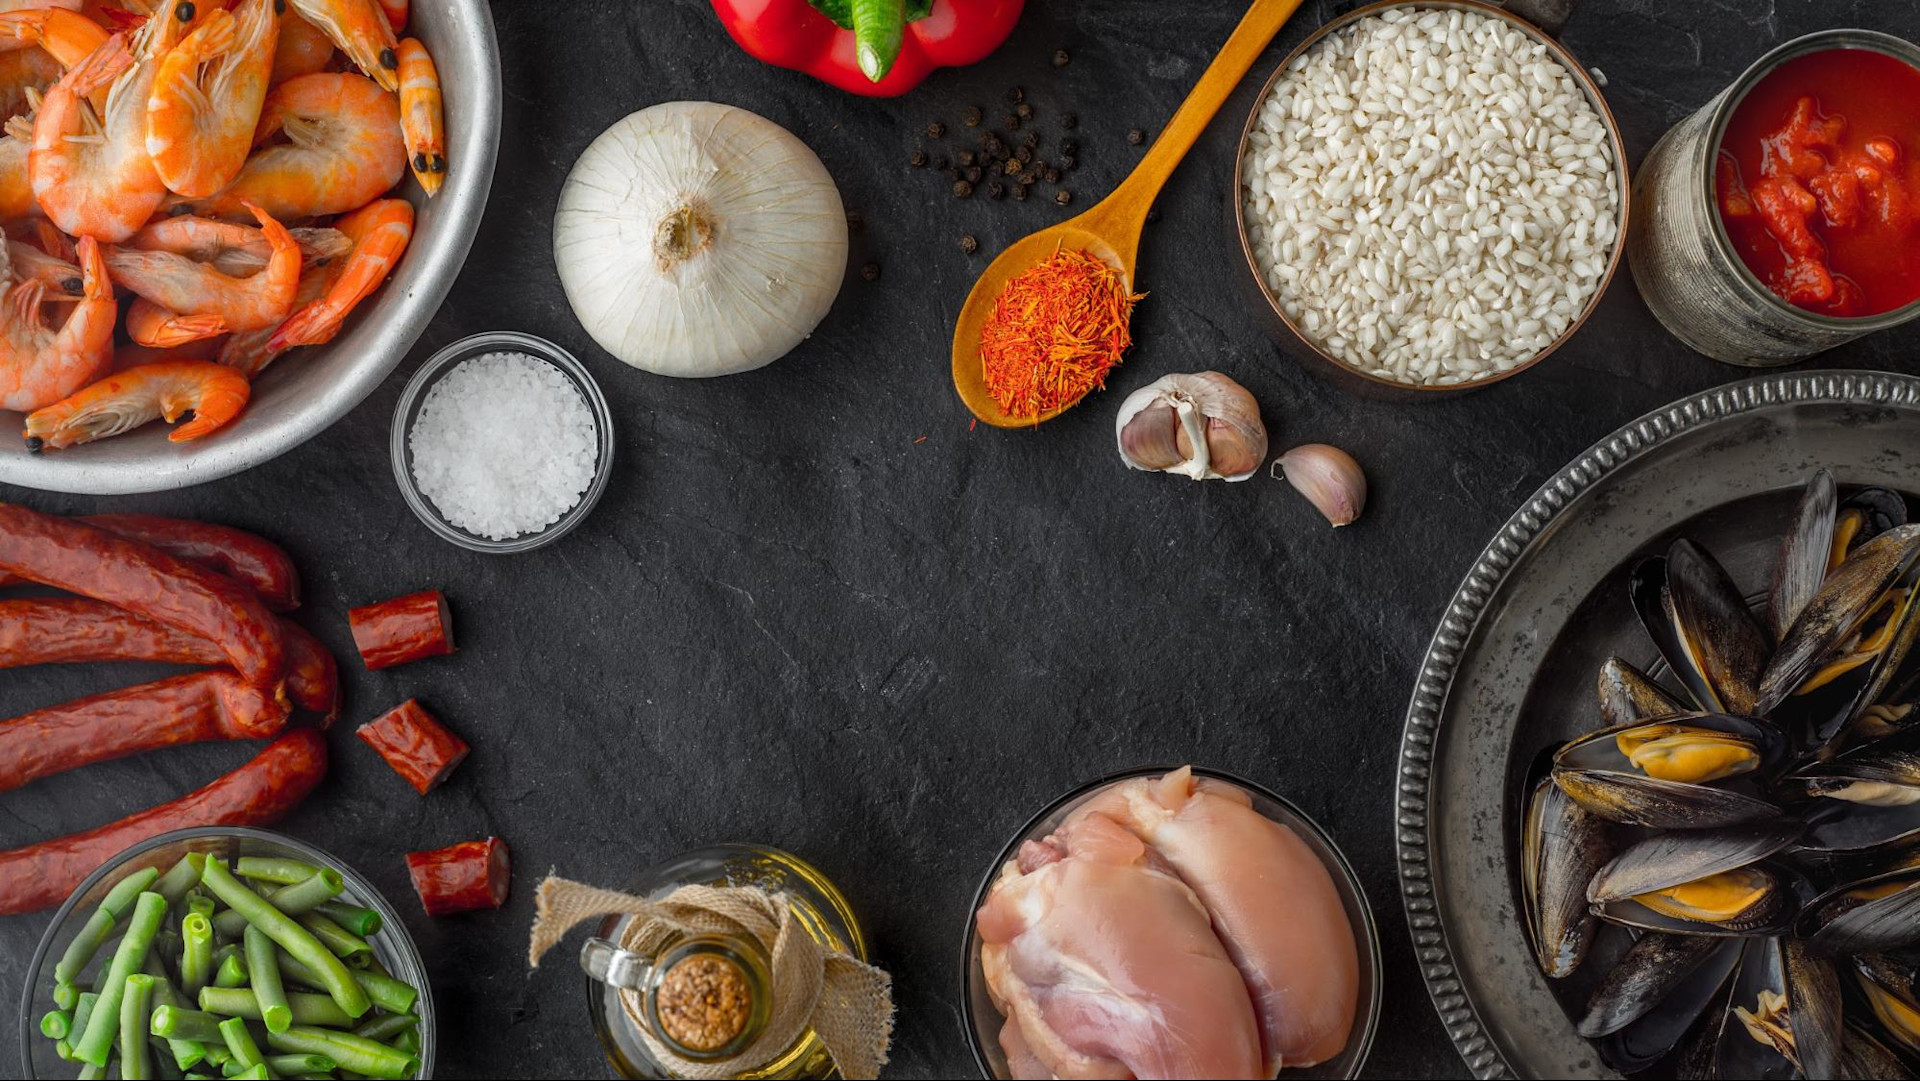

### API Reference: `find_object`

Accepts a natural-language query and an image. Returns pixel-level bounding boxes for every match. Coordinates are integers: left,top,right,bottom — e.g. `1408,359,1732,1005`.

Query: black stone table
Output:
5,1,1919,1077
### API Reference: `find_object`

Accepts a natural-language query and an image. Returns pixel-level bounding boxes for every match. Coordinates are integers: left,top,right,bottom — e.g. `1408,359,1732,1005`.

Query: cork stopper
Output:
655,951,755,1053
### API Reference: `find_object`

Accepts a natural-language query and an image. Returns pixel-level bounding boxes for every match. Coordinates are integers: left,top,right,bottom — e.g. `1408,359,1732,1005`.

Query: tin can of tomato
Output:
1627,29,1920,366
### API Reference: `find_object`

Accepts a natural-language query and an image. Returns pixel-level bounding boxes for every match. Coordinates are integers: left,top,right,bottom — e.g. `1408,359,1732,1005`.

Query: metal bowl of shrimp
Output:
0,0,500,495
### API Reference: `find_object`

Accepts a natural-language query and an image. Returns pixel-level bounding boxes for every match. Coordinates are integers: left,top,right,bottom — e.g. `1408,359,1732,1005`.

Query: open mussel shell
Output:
1522,775,1609,979
1838,1022,1918,1080
1771,469,1839,643
1785,724,1920,807
1632,542,1772,716
1590,934,1742,1073
1712,936,1843,1081
1552,713,1784,828
1587,821,1801,904
1760,523,1920,715
1802,867,1920,954
1594,860,1799,937
1597,656,1687,728
1851,954,1920,1060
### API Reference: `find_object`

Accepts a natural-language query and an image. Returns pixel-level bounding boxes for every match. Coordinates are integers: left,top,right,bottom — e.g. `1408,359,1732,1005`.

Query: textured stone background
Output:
5,0,1920,1077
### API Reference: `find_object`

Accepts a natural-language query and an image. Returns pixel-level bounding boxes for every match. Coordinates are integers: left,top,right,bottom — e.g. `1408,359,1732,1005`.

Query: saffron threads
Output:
978,248,1144,421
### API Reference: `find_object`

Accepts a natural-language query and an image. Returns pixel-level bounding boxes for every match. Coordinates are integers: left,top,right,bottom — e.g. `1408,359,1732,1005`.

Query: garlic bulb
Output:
553,102,847,378
1276,444,1367,527
1115,372,1268,481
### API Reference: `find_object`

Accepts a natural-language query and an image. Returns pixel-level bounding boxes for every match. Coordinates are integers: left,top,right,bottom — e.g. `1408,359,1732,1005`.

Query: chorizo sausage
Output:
347,590,454,670
0,514,301,611
0,504,287,688
0,670,292,794
356,699,467,794
280,620,340,724
405,837,509,916
0,728,327,915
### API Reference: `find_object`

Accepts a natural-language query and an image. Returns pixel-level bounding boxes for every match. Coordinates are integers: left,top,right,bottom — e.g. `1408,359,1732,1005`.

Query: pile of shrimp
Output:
0,0,444,452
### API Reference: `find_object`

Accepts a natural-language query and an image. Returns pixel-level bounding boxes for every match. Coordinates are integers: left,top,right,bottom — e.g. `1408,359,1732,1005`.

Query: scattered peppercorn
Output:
963,106,983,127
910,149,927,167
953,180,974,198
1127,127,1146,145
1022,131,1040,150
1014,146,1032,165
964,165,983,183
861,262,880,281
1016,103,1034,121
926,121,946,138
1053,49,1070,67
1012,184,1030,201
1005,114,1021,131
1060,113,1078,131
1042,166,1061,184
988,182,1006,199
1007,86,1024,104
957,150,976,167
959,235,979,254
1018,170,1037,185
1003,158,1022,176
982,134,1006,157
1058,155,1076,171
1054,189,1073,206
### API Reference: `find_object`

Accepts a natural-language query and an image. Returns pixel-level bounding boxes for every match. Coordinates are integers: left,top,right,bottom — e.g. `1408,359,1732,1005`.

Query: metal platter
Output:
1396,370,1920,1078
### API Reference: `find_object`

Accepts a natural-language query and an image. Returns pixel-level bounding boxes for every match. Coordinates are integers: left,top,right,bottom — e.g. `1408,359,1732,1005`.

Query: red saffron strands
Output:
979,247,1145,422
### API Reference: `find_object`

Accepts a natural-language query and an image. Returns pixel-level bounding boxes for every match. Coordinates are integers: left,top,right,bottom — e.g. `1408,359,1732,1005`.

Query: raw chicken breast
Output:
976,809,1265,1080
1083,767,1359,1071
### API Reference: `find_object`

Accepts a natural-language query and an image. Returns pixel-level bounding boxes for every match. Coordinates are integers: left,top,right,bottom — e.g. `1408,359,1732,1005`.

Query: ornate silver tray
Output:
1396,370,1920,1078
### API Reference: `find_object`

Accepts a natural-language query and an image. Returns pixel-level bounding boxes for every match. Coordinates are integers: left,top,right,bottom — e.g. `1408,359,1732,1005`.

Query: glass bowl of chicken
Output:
961,765,1382,1080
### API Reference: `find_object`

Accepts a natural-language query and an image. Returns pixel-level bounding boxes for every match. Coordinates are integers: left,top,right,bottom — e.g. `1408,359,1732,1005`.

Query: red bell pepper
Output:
711,0,1024,97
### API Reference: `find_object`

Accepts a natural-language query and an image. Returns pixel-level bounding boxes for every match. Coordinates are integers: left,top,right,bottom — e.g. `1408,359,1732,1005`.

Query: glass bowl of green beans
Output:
19,827,435,1079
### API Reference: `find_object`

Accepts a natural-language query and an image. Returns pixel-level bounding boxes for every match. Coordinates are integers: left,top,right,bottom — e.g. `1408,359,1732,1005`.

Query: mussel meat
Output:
1851,954,1920,1059
1760,524,1920,715
1587,822,1800,905
1596,863,1795,937
1786,726,1920,808
1552,714,1782,829
1522,775,1609,979
1715,936,1842,1080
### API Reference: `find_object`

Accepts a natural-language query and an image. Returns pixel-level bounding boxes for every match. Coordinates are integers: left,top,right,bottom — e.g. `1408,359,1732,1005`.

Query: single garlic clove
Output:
1114,372,1268,481
1277,444,1367,527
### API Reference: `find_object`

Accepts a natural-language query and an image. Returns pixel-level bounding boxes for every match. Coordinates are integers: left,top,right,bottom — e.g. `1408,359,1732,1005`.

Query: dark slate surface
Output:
5,0,1920,1077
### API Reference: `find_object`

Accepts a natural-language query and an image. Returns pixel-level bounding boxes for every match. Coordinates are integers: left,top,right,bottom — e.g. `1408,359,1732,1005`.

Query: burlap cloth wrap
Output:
527,875,892,1080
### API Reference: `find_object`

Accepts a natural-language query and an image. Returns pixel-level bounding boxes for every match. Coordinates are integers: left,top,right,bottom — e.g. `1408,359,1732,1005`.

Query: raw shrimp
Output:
287,0,395,90
0,233,111,411
219,254,332,375
103,200,298,330
268,195,406,350
166,71,402,220
395,36,439,195
146,0,278,197
127,216,349,275
30,6,191,242
271,10,332,85
125,296,224,345
23,358,249,448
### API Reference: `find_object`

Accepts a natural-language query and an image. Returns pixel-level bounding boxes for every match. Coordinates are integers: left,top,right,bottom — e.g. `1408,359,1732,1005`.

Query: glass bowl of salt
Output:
391,330,614,553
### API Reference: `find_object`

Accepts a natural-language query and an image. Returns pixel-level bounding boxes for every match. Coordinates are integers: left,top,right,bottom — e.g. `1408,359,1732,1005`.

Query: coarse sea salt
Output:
409,351,598,541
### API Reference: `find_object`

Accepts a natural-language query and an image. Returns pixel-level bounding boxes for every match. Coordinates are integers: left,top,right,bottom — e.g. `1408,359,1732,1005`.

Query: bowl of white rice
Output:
390,330,614,553
1235,0,1628,391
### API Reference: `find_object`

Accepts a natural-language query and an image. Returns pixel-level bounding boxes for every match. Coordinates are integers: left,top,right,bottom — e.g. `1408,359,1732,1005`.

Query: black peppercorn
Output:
964,166,982,183
1015,102,1033,120
988,182,1006,199
1012,184,1029,201
959,235,978,254
1015,145,1033,164
1018,171,1037,185
953,180,974,198
1003,158,1022,176
1058,155,1076,171
909,149,928,168
1052,49,1070,67
1007,86,1024,104
861,262,880,281
1060,113,1077,131
957,150,976,167
1127,127,1146,145
1022,131,1039,150
963,106,982,127
1042,167,1060,184
927,121,946,138
1054,190,1073,206
982,134,1006,157
1005,114,1021,131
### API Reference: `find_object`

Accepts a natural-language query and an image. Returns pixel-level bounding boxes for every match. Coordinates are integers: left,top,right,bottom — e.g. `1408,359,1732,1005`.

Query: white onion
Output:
554,102,847,378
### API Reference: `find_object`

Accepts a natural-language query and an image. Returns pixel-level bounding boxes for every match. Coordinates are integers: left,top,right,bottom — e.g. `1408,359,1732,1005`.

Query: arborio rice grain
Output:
1241,8,1619,386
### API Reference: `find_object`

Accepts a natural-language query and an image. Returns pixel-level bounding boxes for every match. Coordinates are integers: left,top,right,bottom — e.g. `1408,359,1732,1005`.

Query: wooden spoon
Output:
949,0,1307,428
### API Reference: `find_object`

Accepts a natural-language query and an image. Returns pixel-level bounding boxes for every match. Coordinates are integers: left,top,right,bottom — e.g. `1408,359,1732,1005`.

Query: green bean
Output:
264,1054,335,1074
314,901,382,938
278,954,418,1016
154,855,207,909
75,891,167,1067
42,1007,72,1039
179,913,214,998
240,924,292,1032
121,974,156,1079
53,978,83,1010
346,1012,416,1041
77,1060,105,1080
54,1038,74,1061
215,1017,266,1071
265,1027,418,1080
144,959,210,1072
186,893,216,921
228,1065,270,1080
295,911,369,963
201,858,370,1018
154,928,184,977
151,1005,226,1043
214,951,250,989
392,1026,419,1056
69,992,98,1047
198,987,352,1029
203,1044,233,1067
232,857,320,886
151,1038,185,1081
57,867,161,983
214,870,344,938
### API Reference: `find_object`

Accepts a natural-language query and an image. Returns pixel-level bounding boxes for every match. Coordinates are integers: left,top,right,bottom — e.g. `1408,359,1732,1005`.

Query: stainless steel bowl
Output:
0,2,501,495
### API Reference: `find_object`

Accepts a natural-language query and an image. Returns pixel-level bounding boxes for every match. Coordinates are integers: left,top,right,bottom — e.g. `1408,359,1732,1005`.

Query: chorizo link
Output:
0,728,327,915
347,590,454,670
0,514,301,611
0,504,287,688
0,670,292,794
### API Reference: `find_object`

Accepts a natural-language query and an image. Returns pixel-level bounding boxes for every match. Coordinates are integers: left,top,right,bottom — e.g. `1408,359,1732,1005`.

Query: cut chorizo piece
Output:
0,670,292,794
357,699,467,794
0,504,287,688
0,514,301,611
0,728,327,915
405,837,509,916
347,590,454,670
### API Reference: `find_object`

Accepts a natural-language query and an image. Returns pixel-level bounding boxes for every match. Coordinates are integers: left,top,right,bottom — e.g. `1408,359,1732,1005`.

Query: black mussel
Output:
1771,469,1839,643
1522,776,1609,979
1761,524,1920,714
1578,932,1733,1038
1714,936,1842,1080
1838,486,1911,557
1598,656,1687,727
1633,542,1772,716
1596,941,1739,1074
1594,861,1797,936
1784,724,1920,807
1553,713,1784,828
1796,798,1920,855
1837,1023,1917,1080
1588,821,1800,904
1850,954,1920,1059
1802,869,1920,954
